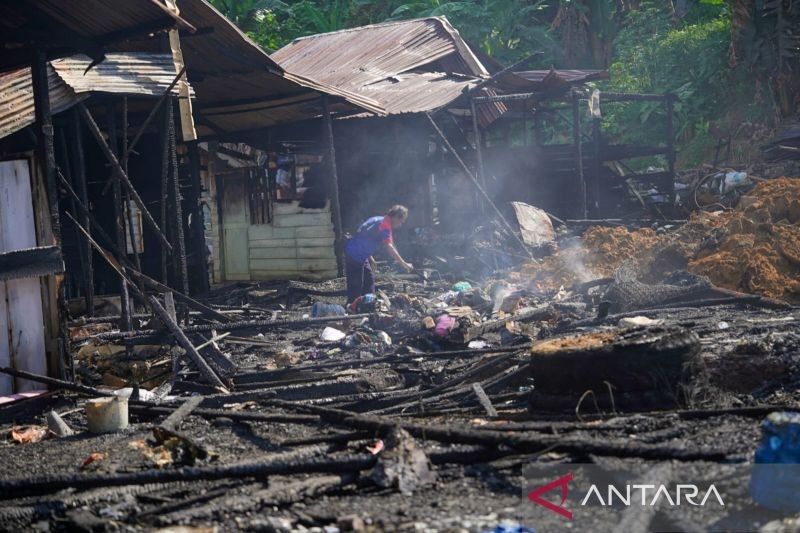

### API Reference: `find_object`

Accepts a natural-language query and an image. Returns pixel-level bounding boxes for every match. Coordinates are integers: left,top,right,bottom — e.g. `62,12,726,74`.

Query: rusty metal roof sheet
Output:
0,53,191,141
0,64,82,140
168,0,384,136
51,53,193,97
272,17,493,115
516,69,608,84
0,0,193,73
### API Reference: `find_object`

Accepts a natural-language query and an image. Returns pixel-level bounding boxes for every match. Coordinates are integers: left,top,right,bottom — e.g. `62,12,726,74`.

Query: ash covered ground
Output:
2,180,800,532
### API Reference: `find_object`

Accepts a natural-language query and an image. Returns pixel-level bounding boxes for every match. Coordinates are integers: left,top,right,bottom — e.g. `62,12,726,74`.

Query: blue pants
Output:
345,255,375,304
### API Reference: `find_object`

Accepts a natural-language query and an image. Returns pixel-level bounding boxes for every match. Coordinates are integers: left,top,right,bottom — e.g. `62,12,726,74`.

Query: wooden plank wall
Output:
202,149,337,282
248,201,337,280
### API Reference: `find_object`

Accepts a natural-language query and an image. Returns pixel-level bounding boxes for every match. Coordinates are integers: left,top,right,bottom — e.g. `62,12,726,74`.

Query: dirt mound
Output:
514,176,800,303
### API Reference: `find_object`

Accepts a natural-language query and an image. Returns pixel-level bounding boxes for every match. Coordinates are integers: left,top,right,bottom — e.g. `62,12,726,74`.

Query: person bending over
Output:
344,205,413,303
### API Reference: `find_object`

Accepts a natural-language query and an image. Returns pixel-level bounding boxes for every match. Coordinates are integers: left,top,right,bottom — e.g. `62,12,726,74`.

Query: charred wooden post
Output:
77,103,173,253
121,97,142,272
32,48,69,378
65,212,228,391
425,113,532,258
571,92,587,219
70,110,94,315
188,142,209,293
57,130,89,311
31,51,60,243
322,96,345,277
469,98,487,215
166,100,190,321
106,103,133,332
160,105,171,284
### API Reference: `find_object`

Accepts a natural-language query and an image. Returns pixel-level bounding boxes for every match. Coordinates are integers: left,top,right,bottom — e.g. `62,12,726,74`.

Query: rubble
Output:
0,4,798,527
517,177,800,303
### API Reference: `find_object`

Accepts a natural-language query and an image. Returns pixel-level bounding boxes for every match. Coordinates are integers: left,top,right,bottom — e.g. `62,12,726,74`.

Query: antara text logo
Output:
528,472,725,520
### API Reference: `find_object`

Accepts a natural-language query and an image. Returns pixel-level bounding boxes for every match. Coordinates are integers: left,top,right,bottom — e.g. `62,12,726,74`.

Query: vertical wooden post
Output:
70,110,94,315
32,49,70,380
31,52,60,242
322,96,344,277
591,116,602,218
121,97,142,272
106,103,132,331
470,98,488,215
665,95,676,205
159,105,171,284
167,100,189,322
572,93,587,219
188,142,209,292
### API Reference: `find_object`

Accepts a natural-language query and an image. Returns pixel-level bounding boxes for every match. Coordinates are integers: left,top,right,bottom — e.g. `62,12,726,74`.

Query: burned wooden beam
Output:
64,212,229,392
158,396,203,432
0,246,63,281
0,454,378,498
426,113,532,258
107,102,133,332
77,102,173,252
0,366,111,398
81,313,372,343
166,100,190,320
268,401,732,461
322,96,345,277
471,383,497,418
69,111,94,315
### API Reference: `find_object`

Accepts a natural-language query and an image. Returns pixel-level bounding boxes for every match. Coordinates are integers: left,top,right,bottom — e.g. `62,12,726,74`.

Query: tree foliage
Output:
208,0,799,166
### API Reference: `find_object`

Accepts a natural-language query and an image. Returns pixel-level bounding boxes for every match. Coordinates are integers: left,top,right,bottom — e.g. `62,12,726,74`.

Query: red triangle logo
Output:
527,472,574,520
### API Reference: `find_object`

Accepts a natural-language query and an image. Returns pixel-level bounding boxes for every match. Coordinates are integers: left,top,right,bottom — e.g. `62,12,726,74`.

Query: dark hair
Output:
387,204,409,220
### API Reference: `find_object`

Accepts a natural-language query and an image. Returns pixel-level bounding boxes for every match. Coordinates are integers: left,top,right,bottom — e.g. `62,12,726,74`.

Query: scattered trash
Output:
9,425,49,444
80,452,107,470
452,281,472,293
311,302,347,318
468,340,488,349
619,316,663,328
718,321,731,330
320,327,347,342
46,410,74,437
483,522,536,533
434,314,457,337
750,412,800,512
371,428,435,495
85,396,129,434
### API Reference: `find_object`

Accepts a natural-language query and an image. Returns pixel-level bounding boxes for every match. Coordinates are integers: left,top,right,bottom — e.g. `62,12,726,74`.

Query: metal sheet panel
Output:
52,53,194,97
0,0,193,72
272,17,494,116
0,64,81,140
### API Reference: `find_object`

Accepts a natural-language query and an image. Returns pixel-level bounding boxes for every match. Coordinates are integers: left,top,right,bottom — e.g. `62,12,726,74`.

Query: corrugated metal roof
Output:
0,64,82,140
272,17,493,116
0,0,193,73
0,53,192,141
516,69,608,84
168,0,384,136
52,53,194,97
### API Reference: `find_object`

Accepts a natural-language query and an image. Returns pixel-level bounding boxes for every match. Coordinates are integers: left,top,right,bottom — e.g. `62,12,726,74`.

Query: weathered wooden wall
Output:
247,201,337,280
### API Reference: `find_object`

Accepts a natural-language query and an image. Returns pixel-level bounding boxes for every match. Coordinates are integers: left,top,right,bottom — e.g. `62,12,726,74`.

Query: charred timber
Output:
81,314,373,343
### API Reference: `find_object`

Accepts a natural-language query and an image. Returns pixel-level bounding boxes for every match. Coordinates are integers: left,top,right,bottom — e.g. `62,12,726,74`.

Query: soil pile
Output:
517,177,800,303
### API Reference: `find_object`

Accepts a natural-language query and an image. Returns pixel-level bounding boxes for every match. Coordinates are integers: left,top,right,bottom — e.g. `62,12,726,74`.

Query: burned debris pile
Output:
521,177,800,304
1,179,799,530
